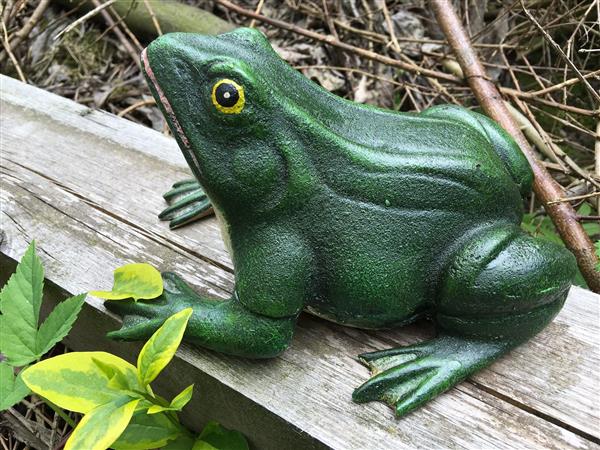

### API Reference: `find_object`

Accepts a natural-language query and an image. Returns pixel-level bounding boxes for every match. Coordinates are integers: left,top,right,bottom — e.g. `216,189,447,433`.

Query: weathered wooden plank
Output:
1,74,599,449
2,160,595,450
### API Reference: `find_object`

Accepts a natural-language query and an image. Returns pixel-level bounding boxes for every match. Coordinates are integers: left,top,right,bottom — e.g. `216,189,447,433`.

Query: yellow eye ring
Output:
211,79,245,114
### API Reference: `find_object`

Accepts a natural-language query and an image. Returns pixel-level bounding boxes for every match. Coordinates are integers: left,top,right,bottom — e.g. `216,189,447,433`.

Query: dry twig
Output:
520,0,600,105
55,0,117,40
0,0,51,64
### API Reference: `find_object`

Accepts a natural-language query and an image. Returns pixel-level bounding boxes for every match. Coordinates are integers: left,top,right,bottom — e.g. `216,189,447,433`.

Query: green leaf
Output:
65,396,139,450
196,421,249,450
163,434,196,450
36,294,86,358
137,308,192,387
0,362,30,411
595,241,600,272
192,441,219,450
147,384,194,414
22,351,139,414
112,410,181,450
0,242,85,366
90,263,163,301
0,241,44,366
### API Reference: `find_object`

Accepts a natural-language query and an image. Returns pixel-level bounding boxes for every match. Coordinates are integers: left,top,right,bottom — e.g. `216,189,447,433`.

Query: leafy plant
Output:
22,307,247,450
1,242,249,450
0,241,85,409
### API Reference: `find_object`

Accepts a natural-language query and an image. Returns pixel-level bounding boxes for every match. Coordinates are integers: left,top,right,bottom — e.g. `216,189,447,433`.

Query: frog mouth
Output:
141,47,192,151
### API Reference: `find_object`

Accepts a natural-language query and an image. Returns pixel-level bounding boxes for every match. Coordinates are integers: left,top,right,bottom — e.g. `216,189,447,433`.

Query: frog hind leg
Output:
353,225,576,417
159,179,213,229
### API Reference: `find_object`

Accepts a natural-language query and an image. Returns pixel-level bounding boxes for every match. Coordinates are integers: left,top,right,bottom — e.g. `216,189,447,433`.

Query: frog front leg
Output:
106,228,313,358
353,225,576,416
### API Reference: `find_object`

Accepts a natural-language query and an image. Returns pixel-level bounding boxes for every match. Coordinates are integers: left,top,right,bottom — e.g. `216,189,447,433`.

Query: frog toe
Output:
104,296,166,318
106,316,164,341
163,178,199,198
159,180,213,228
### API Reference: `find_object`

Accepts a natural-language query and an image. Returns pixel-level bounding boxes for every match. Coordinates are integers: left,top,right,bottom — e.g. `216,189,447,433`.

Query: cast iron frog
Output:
108,28,576,416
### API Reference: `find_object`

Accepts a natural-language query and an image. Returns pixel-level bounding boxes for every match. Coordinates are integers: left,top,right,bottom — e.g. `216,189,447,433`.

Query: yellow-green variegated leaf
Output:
147,384,194,414
137,308,192,387
65,397,139,450
90,263,163,301
21,352,139,413
112,410,181,449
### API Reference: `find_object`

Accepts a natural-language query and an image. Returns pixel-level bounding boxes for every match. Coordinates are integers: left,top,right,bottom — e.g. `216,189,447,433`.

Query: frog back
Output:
290,109,526,224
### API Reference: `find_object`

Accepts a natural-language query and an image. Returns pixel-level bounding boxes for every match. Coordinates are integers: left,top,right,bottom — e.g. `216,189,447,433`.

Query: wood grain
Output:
1,74,598,449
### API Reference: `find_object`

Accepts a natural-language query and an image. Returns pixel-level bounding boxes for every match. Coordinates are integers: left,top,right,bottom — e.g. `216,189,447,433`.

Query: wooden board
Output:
1,74,599,449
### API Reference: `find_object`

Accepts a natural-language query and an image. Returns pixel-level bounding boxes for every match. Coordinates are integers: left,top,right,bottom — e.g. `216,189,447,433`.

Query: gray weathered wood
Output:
1,74,599,449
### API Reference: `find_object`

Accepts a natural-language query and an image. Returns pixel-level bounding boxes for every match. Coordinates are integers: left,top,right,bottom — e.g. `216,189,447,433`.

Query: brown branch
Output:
431,0,599,292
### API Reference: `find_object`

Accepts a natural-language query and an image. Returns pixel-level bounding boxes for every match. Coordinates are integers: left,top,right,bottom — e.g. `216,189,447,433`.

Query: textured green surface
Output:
107,28,577,417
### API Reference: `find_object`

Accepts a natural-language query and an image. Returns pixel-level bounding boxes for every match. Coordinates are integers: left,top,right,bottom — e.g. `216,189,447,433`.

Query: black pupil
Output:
215,83,239,107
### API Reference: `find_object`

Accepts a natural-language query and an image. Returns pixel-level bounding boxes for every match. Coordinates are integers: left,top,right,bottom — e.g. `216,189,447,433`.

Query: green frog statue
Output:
107,28,576,417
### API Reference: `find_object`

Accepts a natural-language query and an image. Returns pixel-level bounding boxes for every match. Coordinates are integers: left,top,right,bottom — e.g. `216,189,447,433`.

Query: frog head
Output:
142,28,305,219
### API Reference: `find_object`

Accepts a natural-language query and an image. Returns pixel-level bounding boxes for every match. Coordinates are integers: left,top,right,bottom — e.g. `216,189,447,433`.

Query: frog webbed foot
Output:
105,272,200,341
352,335,507,417
159,179,213,229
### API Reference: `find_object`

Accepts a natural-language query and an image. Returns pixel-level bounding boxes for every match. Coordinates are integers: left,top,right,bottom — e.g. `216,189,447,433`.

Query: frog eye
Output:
211,79,245,114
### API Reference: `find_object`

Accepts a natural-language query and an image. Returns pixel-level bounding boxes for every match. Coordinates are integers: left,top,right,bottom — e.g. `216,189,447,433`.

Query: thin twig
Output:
296,64,404,87
106,4,144,53
1,20,25,82
249,0,265,28
55,0,117,40
379,0,400,53
578,215,600,222
143,0,162,36
526,69,600,98
91,0,140,67
431,0,600,291
520,0,600,105
0,0,51,63
548,192,600,205
118,98,156,117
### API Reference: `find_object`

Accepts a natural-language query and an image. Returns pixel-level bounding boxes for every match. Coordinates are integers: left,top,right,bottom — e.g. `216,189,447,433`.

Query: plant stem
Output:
41,397,77,428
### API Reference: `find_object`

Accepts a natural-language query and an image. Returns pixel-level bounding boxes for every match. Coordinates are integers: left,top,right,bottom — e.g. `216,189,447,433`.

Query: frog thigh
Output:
233,227,314,319
421,105,533,196
437,224,576,340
